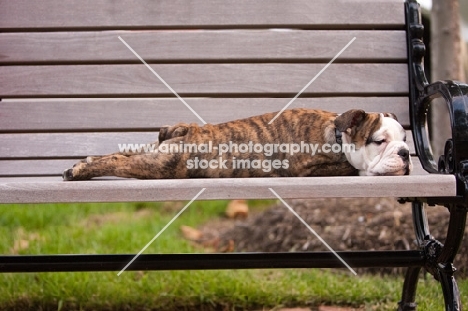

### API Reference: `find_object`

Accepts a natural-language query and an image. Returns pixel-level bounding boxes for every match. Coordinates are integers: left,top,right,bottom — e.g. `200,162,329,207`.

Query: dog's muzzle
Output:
397,147,411,175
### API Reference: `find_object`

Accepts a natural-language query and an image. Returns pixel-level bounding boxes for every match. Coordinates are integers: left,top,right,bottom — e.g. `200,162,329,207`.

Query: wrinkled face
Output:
335,110,413,176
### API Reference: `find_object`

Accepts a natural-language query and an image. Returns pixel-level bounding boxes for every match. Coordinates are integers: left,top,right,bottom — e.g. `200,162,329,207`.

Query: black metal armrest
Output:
416,81,468,200
413,81,468,173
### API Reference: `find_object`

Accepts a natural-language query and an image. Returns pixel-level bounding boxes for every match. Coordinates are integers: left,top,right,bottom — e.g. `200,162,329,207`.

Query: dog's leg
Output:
63,124,193,181
63,152,186,180
66,141,159,175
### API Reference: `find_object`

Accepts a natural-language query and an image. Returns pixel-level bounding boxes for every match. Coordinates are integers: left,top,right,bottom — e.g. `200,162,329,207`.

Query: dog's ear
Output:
334,109,366,132
382,112,398,121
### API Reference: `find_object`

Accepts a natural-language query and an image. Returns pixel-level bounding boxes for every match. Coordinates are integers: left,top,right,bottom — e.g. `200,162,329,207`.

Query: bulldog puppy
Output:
63,109,412,181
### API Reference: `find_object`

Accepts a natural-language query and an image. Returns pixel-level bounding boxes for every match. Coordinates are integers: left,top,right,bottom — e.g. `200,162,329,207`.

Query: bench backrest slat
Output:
1,30,407,64
0,0,405,30
1,64,408,98
1,97,411,132
1,132,158,158
0,129,416,159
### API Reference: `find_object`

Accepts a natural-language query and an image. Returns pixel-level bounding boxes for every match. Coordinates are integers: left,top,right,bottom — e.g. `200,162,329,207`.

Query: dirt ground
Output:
194,198,468,277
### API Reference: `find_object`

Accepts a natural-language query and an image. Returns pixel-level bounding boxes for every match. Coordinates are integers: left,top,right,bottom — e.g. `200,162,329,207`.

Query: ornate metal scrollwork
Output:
406,0,429,99
438,139,455,174
422,239,445,280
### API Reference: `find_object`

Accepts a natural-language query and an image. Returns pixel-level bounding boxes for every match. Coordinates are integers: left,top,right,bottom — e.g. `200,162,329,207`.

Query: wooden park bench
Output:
1,0,467,309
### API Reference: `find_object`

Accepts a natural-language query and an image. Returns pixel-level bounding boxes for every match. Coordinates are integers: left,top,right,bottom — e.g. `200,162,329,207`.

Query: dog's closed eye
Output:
366,137,386,145
373,139,386,145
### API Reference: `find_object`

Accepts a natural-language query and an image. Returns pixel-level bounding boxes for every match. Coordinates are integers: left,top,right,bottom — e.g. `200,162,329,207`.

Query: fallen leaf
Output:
180,225,203,240
319,306,363,311
218,239,235,253
11,239,29,254
225,200,249,219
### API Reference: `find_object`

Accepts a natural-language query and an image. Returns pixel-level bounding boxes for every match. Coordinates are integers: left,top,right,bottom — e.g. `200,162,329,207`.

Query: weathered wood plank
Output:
0,0,405,30
0,172,456,204
0,132,159,159
0,64,409,98
1,97,411,131
0,160,77,177
0,130,415,159
0,30,407,64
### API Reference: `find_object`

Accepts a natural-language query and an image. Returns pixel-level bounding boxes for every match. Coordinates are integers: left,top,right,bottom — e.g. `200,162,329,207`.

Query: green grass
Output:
0,201,466,310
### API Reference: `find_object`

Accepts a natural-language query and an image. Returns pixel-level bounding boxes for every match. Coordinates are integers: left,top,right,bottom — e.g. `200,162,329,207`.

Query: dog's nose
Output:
398,148,410,160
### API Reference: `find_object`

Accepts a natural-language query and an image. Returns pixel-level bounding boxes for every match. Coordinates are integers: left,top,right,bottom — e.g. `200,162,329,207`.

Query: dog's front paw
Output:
62,168,75,181
62,160,90,181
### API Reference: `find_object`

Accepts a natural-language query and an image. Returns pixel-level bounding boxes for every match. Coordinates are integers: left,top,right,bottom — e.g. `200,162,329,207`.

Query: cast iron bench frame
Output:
0,1,467,310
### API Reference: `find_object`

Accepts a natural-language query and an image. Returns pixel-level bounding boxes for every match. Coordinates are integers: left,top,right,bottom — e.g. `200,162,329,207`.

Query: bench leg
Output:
437,264,461,311
398,266,421,311
404,201,466,311
401,263,462,311
398,201,430,310
435,205,466,311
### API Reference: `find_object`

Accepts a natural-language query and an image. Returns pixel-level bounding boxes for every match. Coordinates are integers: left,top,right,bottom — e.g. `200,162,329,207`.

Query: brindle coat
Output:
63,109,385,180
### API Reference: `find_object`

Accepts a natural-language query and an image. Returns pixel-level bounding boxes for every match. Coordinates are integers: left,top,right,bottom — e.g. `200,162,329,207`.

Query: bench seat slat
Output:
1,97,411,131
0,170,456,204
0,64,409,98
0,0,405,31
0,30,407,64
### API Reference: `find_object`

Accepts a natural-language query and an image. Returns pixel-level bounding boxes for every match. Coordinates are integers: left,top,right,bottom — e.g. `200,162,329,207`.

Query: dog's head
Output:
334,109,412,176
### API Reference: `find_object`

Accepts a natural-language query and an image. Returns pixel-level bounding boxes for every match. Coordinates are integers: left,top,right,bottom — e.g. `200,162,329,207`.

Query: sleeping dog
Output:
63,109,412,180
